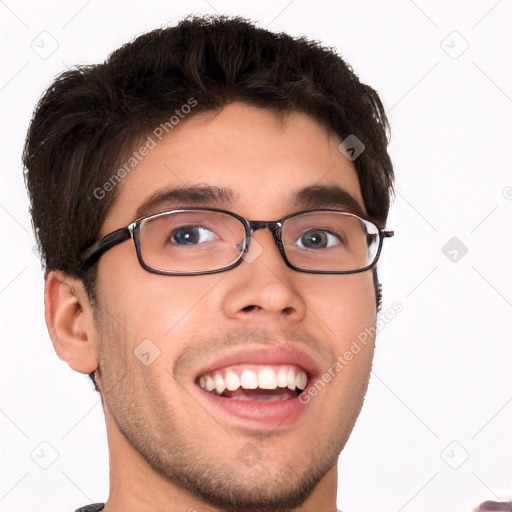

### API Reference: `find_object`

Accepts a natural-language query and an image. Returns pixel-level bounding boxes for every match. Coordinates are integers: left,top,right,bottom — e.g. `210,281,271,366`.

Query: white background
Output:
1,1,511,511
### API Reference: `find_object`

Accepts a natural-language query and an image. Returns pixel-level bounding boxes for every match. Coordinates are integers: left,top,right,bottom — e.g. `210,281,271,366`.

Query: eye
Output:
296,229,343,250
170,226,218,245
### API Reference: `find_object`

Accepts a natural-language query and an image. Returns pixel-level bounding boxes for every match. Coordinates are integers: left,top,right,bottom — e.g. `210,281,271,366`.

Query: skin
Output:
45,103,377,512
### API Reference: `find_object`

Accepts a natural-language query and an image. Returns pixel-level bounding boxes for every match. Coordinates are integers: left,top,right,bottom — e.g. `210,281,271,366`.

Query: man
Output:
23,14,395,512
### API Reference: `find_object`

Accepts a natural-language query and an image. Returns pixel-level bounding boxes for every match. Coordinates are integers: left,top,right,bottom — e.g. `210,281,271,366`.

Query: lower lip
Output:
196,386,311,428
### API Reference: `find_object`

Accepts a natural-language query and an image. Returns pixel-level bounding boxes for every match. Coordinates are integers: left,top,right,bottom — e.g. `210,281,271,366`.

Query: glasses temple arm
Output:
79,227,132,270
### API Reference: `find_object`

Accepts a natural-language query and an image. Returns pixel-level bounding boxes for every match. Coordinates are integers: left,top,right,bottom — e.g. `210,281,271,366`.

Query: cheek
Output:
310,275,376,415
305,273,376,394
305,272,376,338
96,265,223,372
97,248,213,334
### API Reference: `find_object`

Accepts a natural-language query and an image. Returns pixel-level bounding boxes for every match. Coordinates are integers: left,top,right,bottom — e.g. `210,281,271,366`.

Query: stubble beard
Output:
96,313,371,512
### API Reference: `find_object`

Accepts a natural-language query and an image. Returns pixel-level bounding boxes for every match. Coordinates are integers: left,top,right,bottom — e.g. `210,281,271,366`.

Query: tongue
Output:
221,387,298,401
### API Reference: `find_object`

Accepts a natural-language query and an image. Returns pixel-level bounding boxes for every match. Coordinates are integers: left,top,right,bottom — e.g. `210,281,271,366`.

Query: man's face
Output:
93,102,376,510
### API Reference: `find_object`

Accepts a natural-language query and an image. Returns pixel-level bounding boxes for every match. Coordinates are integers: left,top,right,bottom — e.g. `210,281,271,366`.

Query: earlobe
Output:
44,270,99,375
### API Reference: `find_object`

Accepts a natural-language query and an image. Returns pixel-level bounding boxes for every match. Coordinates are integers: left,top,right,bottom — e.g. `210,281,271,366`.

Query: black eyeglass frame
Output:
79,207,394,276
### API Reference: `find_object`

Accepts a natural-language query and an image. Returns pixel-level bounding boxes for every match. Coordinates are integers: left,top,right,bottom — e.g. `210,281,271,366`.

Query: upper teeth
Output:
198,365,308,394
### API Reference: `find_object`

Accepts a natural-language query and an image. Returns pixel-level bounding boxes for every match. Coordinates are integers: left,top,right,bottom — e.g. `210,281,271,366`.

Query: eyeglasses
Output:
79,208,394,275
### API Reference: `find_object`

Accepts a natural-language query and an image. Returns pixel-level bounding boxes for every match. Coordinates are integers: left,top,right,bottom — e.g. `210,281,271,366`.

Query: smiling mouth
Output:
196,364,308,401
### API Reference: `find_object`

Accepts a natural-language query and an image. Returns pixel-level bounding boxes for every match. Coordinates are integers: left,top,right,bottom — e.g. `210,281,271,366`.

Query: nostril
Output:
242,305,259,313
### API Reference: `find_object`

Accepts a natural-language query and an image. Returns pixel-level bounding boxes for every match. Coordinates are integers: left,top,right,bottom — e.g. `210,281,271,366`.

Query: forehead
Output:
101,103,365,235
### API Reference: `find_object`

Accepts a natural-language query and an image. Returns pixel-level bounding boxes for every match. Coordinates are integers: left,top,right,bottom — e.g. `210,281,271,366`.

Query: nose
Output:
222,227,307,323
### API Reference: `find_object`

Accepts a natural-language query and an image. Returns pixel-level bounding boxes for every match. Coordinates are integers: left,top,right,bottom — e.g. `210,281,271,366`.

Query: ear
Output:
44,270,99,374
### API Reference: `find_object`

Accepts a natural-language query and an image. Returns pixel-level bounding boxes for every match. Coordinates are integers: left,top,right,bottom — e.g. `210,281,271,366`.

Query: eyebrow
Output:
134,183,366,220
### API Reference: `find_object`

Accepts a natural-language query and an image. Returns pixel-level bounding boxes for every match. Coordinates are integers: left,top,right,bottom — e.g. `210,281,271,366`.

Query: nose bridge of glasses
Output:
244,220,282,253
248,220,281,241
248,220,274,230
